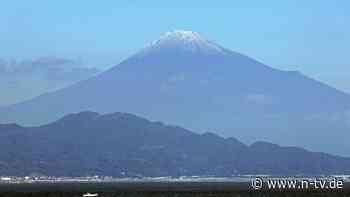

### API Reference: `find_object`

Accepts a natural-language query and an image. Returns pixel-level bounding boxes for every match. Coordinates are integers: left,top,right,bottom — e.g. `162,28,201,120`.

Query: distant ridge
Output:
0,111,349,176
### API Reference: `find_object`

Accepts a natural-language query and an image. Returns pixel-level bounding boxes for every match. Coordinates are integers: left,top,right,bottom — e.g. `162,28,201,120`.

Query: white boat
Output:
83,193,98,197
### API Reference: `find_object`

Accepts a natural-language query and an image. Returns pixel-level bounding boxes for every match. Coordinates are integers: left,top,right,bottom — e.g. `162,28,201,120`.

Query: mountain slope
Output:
0,111,349,176
1,30,350,156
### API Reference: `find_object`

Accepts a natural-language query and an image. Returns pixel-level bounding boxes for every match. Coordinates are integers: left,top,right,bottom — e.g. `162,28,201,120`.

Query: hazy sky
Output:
1,0,350,93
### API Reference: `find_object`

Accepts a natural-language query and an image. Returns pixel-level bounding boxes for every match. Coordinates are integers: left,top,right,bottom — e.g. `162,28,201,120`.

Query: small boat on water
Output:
83,193,99,197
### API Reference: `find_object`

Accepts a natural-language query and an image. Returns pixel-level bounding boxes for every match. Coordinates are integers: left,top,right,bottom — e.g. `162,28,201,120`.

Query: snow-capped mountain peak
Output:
139,30,228,56
158,30,203,42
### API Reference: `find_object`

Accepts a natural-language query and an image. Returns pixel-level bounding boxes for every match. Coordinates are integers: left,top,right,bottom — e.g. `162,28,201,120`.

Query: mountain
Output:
1,30,350,156
0,111,349,176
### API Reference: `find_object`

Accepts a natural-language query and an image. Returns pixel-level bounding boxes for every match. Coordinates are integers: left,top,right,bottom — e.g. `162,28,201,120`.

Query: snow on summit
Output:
159,30,203,42
140,30,228,56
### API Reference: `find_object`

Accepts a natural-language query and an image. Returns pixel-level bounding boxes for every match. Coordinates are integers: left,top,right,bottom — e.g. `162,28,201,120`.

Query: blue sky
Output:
1,0,350,93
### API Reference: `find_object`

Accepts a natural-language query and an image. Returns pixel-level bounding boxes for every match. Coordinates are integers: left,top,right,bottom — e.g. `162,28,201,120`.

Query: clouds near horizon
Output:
0,57,100,106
